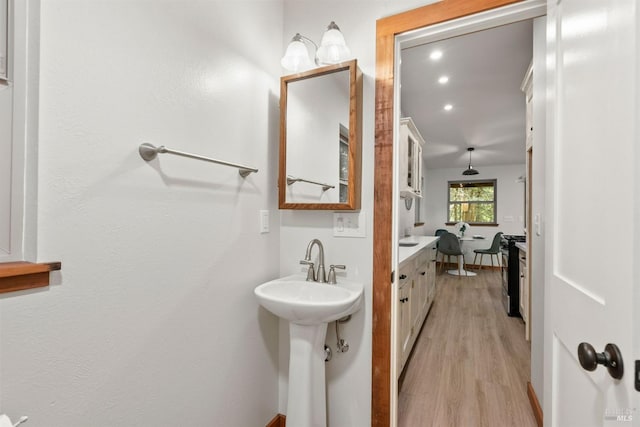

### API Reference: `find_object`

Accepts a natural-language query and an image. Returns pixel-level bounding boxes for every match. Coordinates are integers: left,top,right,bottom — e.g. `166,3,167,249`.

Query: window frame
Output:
446,179,498,226
1,0,39,263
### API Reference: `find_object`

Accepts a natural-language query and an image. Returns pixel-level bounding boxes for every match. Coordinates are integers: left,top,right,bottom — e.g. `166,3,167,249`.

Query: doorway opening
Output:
371,1,546,426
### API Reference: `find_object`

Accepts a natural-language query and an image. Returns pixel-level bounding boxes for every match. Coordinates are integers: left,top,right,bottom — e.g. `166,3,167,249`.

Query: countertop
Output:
399,236,439,264
515,242,527,253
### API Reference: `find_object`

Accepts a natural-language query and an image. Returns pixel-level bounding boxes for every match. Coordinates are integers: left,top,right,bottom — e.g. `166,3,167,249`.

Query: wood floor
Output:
397,268,537,427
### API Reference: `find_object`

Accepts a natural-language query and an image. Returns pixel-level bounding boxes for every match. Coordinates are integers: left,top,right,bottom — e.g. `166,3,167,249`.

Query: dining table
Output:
447,236,477,277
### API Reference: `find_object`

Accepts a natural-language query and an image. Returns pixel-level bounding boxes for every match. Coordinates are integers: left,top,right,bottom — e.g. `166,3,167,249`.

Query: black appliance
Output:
501,234,526,317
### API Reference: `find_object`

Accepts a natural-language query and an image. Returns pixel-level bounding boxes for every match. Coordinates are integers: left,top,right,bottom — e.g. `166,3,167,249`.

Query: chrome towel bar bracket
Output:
139,143,258,177
286,175,334,191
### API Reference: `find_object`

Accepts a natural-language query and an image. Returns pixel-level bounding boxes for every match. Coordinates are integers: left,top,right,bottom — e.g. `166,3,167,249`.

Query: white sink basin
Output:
255,273,364,427
399,236,421,246
255,274,363,325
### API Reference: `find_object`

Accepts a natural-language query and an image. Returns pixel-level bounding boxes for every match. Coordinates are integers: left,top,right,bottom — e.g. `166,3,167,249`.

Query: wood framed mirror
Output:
279,59,362,210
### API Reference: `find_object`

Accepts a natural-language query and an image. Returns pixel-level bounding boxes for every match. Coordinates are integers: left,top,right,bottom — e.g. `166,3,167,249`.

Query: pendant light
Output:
462,147,479,176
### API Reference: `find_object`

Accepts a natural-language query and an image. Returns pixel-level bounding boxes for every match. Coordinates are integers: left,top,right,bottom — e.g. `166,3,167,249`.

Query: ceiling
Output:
400,19,533,170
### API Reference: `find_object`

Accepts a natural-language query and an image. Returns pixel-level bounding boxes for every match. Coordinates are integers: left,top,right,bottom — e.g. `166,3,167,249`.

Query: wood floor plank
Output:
398,269,537,427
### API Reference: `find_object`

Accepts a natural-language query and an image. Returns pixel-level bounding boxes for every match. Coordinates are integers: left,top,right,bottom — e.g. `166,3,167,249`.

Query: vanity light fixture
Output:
462,147,480,176
317,22,351,65
280,33,316,72
281,22,351,72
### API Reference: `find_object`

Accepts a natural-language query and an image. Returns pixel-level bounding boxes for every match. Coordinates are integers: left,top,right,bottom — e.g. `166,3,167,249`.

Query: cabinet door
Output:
406,135,415,192
416,261,428,316
397,263,413,374
409,275,422,334
399,118,425,198
413,142,423,197
519,256,527,322
427,244,437,303
428,259,436,303
398,280,412,370
398,123,412,198
519,267,525,318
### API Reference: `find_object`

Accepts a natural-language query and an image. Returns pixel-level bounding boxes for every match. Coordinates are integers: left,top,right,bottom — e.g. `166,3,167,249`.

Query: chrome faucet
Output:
302,239,326,283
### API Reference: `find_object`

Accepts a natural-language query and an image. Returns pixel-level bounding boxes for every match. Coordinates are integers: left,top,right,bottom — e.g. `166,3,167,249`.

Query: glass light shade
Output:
281,37,314,72
316,22,351,65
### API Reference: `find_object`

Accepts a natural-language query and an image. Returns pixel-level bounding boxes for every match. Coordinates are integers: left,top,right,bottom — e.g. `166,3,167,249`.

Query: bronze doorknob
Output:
577,342,624,380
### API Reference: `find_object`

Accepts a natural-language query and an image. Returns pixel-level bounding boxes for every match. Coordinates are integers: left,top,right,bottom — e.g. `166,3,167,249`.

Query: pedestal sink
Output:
255,274,363,427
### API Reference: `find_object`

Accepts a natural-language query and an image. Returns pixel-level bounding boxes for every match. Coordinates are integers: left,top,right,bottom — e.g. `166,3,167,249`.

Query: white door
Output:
546,0,639,425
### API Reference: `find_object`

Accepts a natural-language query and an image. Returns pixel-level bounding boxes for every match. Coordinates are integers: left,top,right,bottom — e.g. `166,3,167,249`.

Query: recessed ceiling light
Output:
438,75,449,84
430,50,443,60
444,104,453,111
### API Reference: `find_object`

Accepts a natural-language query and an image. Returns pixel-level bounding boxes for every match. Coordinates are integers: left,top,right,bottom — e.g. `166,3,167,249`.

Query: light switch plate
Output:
259,210,269,233
535,213,542,236
333,212,366,238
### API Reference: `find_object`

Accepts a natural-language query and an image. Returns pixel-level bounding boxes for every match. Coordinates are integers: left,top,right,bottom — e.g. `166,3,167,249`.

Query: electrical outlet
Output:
333,212,366,238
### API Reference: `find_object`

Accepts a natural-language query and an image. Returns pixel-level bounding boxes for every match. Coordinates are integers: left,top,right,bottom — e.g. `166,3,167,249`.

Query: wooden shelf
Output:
0,261,62,294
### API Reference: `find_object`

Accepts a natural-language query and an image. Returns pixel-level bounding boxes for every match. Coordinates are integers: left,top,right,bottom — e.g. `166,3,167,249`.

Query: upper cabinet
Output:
399,117,425,199
279,60,363,210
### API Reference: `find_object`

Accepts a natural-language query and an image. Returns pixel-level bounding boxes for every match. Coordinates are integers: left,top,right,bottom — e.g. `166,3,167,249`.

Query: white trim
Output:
389,31,402,427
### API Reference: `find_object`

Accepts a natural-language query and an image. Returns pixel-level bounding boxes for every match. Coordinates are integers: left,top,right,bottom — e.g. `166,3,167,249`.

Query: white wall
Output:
281,1,436,426
0,2,283,426
421,164,525,264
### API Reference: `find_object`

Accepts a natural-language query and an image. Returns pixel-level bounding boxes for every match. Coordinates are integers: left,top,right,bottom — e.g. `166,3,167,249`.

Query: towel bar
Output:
139,143,258,177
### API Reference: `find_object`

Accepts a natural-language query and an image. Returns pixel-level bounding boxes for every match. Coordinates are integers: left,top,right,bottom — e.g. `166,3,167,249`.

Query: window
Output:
447,180,497,224
1,1,38,262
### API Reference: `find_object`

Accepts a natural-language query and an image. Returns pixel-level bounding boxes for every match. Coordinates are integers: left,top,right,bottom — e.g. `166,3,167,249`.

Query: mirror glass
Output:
279,60,362,210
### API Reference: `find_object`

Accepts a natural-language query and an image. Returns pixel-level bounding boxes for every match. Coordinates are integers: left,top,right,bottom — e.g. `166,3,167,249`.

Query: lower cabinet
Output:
398,263,413,373
397,241,437,377
519,249,530,341
427,244,437,304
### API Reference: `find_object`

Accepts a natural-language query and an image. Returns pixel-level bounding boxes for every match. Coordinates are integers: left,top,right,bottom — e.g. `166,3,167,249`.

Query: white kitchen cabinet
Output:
396,237,439,377
397,262,413,373
521,61,533,151
399,117,425,199
416,250,429,326
517,246,530,341
427,243,437,305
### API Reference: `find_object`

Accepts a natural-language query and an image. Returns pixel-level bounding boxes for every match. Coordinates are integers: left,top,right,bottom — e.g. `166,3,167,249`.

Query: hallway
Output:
397,269,537,427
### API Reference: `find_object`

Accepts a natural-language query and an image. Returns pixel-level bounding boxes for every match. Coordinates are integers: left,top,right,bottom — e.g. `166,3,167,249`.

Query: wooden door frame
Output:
372,1,526,425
